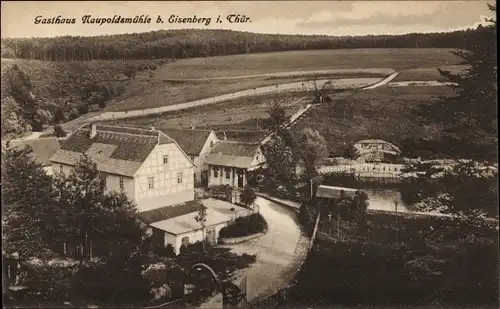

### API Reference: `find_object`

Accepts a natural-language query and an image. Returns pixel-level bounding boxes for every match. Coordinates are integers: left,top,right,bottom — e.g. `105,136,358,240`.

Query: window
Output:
60,165,63,173
163,155,169,164
181,236,190,245
214,167,218,178
103,176,107,189
148,177,154,189
119,177,124,190
209,141,214,148
177,172,183,183
225,168,231,179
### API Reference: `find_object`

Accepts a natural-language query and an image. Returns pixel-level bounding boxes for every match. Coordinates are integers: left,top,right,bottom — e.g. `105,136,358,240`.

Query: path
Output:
83,77,382,123
199,197,309,308
158,68,395,81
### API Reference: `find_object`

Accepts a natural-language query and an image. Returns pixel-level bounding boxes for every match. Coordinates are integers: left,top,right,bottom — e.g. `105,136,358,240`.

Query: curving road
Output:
86,77,383,123
199,197,309,308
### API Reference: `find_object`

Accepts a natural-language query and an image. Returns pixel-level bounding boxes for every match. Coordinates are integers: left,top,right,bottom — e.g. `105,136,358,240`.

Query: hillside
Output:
1,28,481,61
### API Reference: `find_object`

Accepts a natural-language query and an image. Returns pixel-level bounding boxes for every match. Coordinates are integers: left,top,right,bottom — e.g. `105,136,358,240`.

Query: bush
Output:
53,125,67,137
219,213,267,239
77,104,89,115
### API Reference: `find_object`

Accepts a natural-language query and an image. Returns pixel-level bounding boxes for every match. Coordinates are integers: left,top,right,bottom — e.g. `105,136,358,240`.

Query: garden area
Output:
291,196,498,307
219,213,268,239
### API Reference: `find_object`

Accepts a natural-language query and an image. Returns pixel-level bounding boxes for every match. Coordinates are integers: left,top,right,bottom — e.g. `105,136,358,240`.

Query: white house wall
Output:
170,222,227,255
103,174,135,198
134,143,195,212
249,148,266,169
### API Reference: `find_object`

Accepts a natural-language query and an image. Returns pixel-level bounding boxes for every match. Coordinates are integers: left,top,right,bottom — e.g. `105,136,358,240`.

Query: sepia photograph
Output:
1,1,498,308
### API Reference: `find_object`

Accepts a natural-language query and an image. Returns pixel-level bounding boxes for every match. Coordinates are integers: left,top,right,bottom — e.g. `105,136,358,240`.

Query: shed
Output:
315,185,358,200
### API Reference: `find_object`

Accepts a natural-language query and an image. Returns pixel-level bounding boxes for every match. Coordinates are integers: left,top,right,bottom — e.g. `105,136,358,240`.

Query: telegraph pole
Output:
394,199,399,245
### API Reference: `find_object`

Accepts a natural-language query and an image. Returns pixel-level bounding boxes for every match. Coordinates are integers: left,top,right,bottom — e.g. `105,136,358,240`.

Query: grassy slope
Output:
111,91,310,131
158,48,462,79
2,49,461,115
0,58,164,102
393,64,469,82
293,85,458,156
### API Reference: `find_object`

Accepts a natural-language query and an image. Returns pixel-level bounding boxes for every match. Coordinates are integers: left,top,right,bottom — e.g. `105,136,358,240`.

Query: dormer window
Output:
210,141,214,148
163,155,169,164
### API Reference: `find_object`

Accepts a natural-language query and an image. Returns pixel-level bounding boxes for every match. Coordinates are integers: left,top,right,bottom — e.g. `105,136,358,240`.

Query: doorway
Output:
206,227,217,245
237,171,244,188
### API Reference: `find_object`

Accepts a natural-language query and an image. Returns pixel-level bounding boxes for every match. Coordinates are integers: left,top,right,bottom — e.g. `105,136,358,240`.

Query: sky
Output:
1,1,495,38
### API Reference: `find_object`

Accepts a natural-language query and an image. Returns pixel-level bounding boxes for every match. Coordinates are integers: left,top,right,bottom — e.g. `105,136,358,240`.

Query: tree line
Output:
1,27,484,61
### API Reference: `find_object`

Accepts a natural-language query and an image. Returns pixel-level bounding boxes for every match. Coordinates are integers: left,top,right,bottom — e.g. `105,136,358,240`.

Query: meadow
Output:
292,85,458,156
157,48,462,79
392,64,469,82
109,91,310,133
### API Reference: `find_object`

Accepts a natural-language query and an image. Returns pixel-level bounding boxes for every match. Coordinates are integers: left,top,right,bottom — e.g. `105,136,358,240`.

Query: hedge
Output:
219,213,268,239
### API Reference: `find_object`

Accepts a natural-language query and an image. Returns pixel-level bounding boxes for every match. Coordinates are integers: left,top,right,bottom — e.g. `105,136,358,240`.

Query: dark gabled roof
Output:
157,128,212,156
215,130,266,143
137,200,206,224
205,141,260,169
9,137,61,167
50,124,175,177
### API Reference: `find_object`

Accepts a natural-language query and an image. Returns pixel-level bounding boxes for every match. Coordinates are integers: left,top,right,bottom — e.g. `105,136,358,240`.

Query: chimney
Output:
90,123,97,138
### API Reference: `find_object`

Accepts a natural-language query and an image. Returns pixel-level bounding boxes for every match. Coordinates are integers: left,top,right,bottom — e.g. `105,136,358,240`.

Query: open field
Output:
103,75,381,112
110,91,310,132
293,85,458,156
157,49,462,79
392,65,469,82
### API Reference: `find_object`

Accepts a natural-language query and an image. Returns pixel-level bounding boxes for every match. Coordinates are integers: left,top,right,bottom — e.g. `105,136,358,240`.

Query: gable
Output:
157,128,212,156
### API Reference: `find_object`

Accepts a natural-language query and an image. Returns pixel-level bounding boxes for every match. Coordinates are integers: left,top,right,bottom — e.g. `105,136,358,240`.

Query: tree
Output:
416,4,497,162
194,207,208,254
123,65,137,79
311,77,332,103
343,144,360,160
2,146,55,260
267,101,287,132
53,107,66,124
240,187,257,207
51,155,147,264
261,135,297,186
295,127,328,182
53,124,67,138
1,96,31,137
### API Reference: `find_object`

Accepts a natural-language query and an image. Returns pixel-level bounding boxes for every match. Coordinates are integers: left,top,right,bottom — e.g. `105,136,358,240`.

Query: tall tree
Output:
261,135,297,185
416,4,497,162
267,101,287,132
295,127,328,181
2,146,55,260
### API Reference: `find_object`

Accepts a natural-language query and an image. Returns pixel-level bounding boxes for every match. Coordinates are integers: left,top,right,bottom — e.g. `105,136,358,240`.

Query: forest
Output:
1,27,483,61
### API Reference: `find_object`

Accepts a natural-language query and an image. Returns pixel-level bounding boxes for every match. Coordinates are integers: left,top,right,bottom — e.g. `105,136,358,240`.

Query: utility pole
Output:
394,199,399,246
310,178,313,200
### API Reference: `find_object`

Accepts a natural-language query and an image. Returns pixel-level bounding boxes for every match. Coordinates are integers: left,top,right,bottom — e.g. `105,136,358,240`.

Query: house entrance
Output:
206,227,217,245
237,171,244,188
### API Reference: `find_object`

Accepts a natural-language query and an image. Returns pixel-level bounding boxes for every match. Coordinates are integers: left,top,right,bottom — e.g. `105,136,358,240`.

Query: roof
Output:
150,208,234,235
9,138,61,167
50,124,175,177
157,128,212,156
215,130,266,143
205,141,260,169
355,139,401,153
137,200,205,225
315,185,358,199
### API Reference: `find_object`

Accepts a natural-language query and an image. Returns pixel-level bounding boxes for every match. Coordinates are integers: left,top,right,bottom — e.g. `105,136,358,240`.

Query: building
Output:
50,124,195,212
354,139,402,163
158,128,219,187
49,124,253,255
138,199,251,254
214,130,266,144
205,141,266,189
8,137,61,175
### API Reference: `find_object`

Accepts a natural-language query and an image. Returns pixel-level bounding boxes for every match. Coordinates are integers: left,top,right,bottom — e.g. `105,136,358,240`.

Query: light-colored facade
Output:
158,128,219,187
50,124,195,212
353,139,402,163
206,142,266,188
